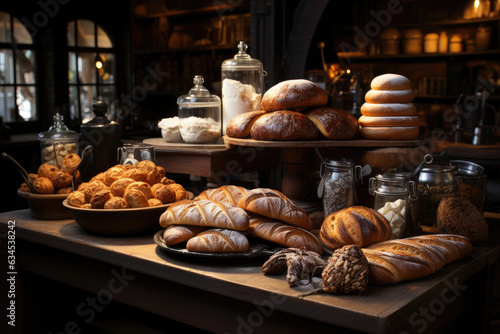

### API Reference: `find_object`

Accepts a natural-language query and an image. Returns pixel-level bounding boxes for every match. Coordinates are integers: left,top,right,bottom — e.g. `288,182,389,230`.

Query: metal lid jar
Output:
38,113,79,168
221,41,265,135
319,158,362,217
177,75,221,143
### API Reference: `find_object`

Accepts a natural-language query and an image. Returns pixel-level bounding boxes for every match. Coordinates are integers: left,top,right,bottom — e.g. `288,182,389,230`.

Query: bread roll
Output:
359,126,419,140
364,89,415,103
361,103,417,117
196,185,248,205
246,214,324,255
305,107,358,140
358,116,420,127
226,110,266,138
162,225,206,245
159,199,250,231
362,234,472,285
370,73,411,90
319,206,391,251
238,188,313,230
186,228,249,252
261,79,328,111
250,110,318,141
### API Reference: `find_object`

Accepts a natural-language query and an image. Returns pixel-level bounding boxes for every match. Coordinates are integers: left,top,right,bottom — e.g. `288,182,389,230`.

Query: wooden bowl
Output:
17,189,71,220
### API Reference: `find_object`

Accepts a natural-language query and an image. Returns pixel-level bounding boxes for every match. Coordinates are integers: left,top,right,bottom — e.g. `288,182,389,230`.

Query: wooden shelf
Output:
133,3,248,20
337,49,500,62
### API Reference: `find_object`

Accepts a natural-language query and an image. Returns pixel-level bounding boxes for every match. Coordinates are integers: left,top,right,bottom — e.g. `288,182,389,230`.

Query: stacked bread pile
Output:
159,185,323,254
226,79,358,141
359,73,419,140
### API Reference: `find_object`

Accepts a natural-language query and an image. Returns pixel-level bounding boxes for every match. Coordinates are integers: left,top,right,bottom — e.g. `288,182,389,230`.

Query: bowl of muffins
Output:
63,160,193,235
17,153,83,220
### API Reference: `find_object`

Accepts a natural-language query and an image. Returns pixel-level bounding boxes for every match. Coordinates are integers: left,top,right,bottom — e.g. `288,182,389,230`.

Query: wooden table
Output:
1,210,499,334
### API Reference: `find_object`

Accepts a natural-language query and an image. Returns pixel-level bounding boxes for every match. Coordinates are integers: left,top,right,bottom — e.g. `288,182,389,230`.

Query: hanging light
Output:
95,55,103,69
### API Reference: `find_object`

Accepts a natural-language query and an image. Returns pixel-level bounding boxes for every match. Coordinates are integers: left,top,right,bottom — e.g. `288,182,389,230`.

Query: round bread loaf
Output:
358,115,419,127
226,110,266,138
305,107,358,140
361,102,416,117
250,110,318,140
364,89,415,103
359,126,419,140
371,73,411,90
261,79,328,111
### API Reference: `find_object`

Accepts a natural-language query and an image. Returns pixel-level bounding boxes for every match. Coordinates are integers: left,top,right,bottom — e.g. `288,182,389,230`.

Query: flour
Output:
222,78,261,135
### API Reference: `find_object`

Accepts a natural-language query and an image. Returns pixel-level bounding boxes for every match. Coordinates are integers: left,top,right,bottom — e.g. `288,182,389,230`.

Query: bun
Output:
305,107,358,140
162,225,206,245
319,206,391,251
159,199,250,231
238,188,313,230
226,110,266,138
186,228,249,252
250,110,318,141
365,89,415,103
370,73,411,90
363,234,472,285
246,214,324,254
359,126,419,140
196,185,248,205
358,116,419,127
261,79,328,111
361,103,417,117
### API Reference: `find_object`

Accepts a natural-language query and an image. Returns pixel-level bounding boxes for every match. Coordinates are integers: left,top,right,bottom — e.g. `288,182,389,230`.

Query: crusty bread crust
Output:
370,73,411,90
250,110,318,141
305,107,358,140
365,89,415,103
261,79,328,111
359,126,419,140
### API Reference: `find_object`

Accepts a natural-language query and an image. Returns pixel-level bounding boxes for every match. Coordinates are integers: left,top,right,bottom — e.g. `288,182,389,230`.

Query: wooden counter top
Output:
1,210,498,333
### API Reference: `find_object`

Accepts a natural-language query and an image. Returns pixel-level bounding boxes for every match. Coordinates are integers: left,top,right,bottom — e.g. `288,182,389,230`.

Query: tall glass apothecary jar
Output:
38,113,79,168
221,41,265,135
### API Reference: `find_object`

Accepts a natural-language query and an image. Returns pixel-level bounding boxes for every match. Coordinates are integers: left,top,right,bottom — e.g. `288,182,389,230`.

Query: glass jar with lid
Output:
221,41,266,135
369,173,418,239
38,113,79,168
319,158,362,217
177,75,221,143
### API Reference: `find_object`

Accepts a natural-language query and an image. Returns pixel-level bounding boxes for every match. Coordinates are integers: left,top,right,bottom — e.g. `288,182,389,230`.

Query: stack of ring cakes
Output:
359,73,419,140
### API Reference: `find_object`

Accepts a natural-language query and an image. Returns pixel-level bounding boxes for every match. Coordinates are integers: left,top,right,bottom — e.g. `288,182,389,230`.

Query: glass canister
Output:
221,41,265,135
177,75,221,143
369,173,418,239
319,158,362,217
38,113,79,168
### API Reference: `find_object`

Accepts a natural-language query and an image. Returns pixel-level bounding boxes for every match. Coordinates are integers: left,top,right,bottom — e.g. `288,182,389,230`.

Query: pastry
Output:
370,73,411,90
67,191,87,207
155,184,176,204
359,126,419,140
110,178,136,197
33,177,54,194
61,154,81,175
90,189,113,209
104,197,129,209
360,103,417,117
364,89,415,103
124,188,149,208
124,181,154,199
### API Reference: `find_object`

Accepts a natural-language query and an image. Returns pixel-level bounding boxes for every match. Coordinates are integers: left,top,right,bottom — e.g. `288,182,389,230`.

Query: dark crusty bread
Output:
196,185,249,206
362,234,472,285
186,228,249,252
261,79,328,111
305,107,358,140
162,225,206,245
226,110,266,138
319,206,391,251
238,188,313,230
250,110,318,141
246,213,324,255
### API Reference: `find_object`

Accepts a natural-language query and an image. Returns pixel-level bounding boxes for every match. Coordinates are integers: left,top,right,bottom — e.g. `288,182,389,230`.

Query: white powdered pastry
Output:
158,117,182,142
222,78,261,135
378,199,407,239
179,116,220,143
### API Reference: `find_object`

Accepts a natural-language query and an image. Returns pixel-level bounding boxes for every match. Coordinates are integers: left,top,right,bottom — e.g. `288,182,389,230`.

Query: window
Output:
67,19,115,123
0,11,37,123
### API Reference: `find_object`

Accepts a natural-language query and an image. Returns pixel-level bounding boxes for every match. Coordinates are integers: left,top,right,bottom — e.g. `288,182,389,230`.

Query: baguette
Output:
362,234,472,285
238,188,313,230
246,214,324,255
196,185,249,205
186,228,249,252
159,199,249,231
162,225,206,245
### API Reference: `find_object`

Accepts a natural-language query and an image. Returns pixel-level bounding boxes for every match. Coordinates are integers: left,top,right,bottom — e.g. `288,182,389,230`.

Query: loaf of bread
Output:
250,110,318,141
370,73,411,90
358,116,419,127
359,126,419,140
364,89,415,103
159,199,249,231
246,214,324,255
238,188,313,230
186,228,249,252
362,234,472,285
261,79,328,111
360,103,417,117
226,110,266,138
319,206,391,251
162,225,206,245
305,107,358,140
196,185,249,206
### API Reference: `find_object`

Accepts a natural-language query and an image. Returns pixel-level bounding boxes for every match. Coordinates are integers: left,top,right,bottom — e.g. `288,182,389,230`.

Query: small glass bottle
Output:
221,41,265,135
319,158,362,217
38,113,79,168
177,75,221,143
